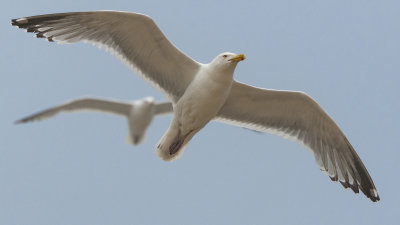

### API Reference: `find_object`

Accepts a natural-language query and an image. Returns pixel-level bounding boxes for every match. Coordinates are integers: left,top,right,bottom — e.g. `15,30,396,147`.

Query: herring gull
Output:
12,11,379,202
15,96,172,145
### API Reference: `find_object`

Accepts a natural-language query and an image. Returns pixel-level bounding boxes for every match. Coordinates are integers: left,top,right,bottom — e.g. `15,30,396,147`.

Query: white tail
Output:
155,119,195,162
125,133,145,146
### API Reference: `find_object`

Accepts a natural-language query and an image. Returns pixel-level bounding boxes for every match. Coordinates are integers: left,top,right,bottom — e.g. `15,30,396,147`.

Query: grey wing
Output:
216,81,380,202
15,97,132,124
11,11,201,101
154,102,173,115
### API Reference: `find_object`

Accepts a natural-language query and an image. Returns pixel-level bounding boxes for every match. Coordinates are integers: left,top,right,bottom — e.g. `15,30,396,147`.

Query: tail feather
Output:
125,134,144,146
155,121,196,162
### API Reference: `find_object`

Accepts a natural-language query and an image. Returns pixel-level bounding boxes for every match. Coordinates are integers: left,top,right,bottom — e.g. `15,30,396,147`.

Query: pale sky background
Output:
1,0,399,224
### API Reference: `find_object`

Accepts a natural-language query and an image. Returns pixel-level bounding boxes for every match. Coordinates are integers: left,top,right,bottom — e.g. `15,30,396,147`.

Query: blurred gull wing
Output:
15,97,132,124
12,11,201,101
154,102,173,115
216,81,380,202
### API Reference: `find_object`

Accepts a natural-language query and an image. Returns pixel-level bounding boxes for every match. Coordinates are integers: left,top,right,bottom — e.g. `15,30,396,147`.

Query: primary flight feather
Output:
12,10,379,202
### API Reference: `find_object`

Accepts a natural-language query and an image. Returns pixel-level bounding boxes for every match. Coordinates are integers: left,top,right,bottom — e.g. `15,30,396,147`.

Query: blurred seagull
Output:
12,11,379,201
15,96,172,145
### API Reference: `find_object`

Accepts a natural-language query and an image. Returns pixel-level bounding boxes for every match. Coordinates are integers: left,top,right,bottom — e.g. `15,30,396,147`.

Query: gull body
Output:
156,53,243,161
12,11,379,201
15,96,173,145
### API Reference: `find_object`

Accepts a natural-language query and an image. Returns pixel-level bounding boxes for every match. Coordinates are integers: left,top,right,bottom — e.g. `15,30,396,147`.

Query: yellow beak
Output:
229,54,246,62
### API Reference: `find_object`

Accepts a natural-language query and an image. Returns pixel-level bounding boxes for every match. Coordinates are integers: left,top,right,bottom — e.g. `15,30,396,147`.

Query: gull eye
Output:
222,54,228,58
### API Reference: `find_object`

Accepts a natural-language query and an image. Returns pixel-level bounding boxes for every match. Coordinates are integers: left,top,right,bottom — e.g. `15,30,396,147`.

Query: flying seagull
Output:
15,96,172,145
12,11,379,202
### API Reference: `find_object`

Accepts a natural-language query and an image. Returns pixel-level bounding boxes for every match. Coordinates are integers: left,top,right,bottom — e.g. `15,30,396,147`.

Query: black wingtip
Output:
350,184,359,194
14,119,24,124
336,177,380,202
371,196,380,202
11,18,20,26
26,27,36,33
11,17,28,27
373,194,380,202
341,139,380,202
339,181,350,189
329,175,338,182
366,188,380,202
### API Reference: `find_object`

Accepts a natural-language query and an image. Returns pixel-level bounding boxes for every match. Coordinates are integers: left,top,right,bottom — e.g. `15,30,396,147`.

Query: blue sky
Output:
1,0,399,224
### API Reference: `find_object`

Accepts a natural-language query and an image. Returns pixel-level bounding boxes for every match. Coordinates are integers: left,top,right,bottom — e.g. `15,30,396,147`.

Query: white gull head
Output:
209,52,246,72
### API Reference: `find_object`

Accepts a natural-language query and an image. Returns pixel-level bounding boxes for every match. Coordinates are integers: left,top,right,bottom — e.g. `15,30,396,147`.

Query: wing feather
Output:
12,11,200,101
154,102,173,115
15,97,132,124
216,81,380,202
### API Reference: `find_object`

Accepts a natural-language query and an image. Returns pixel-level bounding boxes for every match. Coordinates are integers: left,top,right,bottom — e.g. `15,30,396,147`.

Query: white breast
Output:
175,64,234,133
127,101,155,144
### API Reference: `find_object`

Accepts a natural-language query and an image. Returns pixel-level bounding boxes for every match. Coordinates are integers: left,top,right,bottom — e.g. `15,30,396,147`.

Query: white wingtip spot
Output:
16,18,28,24
371,189,378,197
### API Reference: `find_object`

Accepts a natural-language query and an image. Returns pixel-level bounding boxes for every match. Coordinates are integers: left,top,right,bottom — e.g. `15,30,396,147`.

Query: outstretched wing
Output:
154,102,173,115
216,81,380,202
15,97,132,124
12,11,200,101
